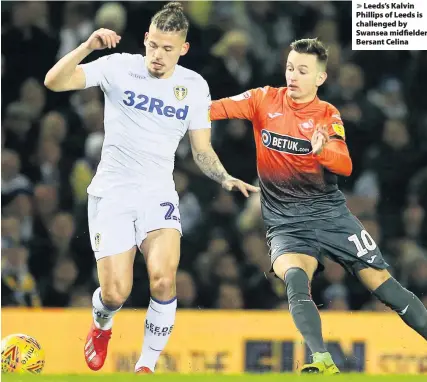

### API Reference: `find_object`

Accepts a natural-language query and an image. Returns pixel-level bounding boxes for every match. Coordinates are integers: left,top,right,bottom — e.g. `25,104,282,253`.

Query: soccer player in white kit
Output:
44,2,259,374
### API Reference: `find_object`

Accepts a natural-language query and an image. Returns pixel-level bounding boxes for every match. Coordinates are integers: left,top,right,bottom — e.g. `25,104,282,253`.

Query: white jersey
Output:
80,53,211,196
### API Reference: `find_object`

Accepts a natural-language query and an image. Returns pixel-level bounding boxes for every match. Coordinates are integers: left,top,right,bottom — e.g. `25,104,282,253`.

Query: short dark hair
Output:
151,2,189,37
290,38,328,68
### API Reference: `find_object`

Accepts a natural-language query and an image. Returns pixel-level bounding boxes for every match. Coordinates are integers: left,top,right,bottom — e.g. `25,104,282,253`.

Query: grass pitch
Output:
2,374,426,382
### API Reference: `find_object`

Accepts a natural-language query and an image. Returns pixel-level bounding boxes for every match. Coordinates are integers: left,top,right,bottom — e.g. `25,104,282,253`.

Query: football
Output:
1,333,45,374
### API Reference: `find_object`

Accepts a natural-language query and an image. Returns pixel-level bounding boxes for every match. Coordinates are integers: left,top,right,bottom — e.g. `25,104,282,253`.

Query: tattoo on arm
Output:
194,148,230,185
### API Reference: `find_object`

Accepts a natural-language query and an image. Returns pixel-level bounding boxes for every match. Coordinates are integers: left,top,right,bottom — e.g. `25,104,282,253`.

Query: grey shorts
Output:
265,210,389,277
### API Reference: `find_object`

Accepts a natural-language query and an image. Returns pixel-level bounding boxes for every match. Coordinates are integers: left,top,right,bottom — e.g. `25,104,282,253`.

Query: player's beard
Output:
145,59,166,78
148,68,163,78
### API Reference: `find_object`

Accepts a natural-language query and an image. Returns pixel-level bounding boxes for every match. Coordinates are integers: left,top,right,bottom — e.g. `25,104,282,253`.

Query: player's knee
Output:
273,254,317,281
358,267,391,291
373,277,415,312
284,267,311,302
101,283,131,308
149,272,176,300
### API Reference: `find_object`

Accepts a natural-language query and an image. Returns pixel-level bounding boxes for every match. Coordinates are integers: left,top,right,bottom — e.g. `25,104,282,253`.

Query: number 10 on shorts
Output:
348,230,377,258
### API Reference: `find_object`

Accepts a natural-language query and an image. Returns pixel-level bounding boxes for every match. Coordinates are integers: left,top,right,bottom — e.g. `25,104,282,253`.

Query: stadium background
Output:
1,0,427,376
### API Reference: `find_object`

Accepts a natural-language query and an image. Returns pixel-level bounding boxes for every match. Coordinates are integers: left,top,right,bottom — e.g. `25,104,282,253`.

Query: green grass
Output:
2,374,426,382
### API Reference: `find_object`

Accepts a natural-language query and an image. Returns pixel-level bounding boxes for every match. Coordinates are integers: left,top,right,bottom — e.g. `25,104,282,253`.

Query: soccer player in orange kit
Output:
209,38,427,374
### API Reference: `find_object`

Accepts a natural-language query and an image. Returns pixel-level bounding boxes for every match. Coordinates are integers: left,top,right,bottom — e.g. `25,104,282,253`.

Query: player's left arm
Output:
312,110,353,177
188,80,259,197
189,128,259,197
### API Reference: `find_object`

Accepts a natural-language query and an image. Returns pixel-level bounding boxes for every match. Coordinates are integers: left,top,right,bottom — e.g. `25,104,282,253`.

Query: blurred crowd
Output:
2,1,427,312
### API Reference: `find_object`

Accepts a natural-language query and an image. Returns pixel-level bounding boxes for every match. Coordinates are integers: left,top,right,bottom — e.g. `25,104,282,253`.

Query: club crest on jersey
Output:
261,129,312,155
94,233,101,251
298,119,314,131
174,86,188,101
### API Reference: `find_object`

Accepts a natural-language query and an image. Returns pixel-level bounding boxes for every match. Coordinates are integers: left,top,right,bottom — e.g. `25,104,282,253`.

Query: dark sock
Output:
373,277,427,340
285,267,327,354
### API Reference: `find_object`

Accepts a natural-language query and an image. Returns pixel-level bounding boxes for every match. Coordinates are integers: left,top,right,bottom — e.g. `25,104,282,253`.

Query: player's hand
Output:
221,176,260,198
83,29,121,51
311,125,330,155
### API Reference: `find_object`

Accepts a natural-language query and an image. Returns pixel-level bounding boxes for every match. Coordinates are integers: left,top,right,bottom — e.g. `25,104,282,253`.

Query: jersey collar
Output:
285,89,319,111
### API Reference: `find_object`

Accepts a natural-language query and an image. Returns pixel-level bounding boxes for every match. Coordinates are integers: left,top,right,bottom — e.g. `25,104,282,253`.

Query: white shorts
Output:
87,189,182,261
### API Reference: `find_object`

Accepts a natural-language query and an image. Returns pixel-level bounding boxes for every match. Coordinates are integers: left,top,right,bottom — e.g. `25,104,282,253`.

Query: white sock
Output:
135,296,177,372
92,287,122,330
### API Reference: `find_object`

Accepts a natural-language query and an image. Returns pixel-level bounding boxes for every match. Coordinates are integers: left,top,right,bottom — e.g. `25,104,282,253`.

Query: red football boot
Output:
84,322,112,371
135,366,153,374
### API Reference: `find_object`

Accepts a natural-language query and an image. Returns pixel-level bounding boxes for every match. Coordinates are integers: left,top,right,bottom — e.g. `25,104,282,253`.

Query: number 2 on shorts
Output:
160,202,179,221
348,230,377,257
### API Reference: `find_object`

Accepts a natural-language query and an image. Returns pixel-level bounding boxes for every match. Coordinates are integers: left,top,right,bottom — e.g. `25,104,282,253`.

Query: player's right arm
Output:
209,87,266,121
44,29,121,92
